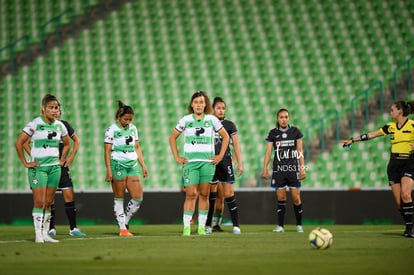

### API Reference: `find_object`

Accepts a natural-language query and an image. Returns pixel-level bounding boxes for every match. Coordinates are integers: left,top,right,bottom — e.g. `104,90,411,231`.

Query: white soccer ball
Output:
308,227,333,249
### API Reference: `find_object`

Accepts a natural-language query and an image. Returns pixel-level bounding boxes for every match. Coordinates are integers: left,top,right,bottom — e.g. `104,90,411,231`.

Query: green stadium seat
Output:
1,0,412,190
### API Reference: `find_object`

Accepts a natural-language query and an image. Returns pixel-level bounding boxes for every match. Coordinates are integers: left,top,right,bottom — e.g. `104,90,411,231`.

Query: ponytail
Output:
115,100,134,119
394,101,414,116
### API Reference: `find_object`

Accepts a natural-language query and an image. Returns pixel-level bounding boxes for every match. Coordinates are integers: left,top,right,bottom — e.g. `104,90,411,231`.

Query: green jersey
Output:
175,114,223,162
23,117,68,166
104,122,139,168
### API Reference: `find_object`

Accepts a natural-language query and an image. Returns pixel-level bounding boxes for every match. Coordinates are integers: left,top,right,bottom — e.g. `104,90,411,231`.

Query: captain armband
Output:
360,133,369,141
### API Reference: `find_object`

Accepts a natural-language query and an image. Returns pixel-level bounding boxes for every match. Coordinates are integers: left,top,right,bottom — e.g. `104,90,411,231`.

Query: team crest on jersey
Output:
282,133,287,138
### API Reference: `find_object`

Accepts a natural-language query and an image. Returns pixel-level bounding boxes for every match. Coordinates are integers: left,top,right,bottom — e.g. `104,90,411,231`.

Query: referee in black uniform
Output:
343,101,414,238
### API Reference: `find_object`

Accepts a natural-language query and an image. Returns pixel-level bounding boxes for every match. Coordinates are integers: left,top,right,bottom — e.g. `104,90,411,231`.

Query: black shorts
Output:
387,158,414,185
212,157,235,184
270,163,301,189
57,166,73,190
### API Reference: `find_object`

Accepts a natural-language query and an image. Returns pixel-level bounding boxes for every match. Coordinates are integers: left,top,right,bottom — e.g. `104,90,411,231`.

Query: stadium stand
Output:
0,0,413,191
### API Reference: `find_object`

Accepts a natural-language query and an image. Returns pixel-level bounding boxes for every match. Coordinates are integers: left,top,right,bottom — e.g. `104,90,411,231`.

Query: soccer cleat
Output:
35,234,44,243
48,228,56,237
43,234,59,243
197,226,206,235
233,226,241,234
119,229,134,237
69,228,86,237
212,225,224,232
273,226,285,233
205,226,212,234
403,228,414,238
182,226,191,236
296,225,304,233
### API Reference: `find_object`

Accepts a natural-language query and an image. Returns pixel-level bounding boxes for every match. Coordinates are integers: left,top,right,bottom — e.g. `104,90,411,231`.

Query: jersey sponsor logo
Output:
125,136,133,145
47,131,57,139
195,127,205,136
275,140,295,147
191,139,209,145
275,142,303,161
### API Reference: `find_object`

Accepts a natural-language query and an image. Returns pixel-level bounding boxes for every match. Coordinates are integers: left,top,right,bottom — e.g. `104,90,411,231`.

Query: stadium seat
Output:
1,0,413,190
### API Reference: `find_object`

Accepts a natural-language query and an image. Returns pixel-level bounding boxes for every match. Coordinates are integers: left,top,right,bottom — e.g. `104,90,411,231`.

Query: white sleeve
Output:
212,116,223,131
60,122,68,137
22,120,36,137
175,117,186,132
104,126,114,144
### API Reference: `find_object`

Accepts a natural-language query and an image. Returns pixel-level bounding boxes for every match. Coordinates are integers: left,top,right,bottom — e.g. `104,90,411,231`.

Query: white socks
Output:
114,198,127,230
125,198,143,225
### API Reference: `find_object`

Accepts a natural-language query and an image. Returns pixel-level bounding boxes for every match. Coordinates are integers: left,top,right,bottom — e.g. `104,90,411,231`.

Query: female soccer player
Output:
104,100,148,236
15,94,70,243
169,91,229,236
206,97,243,234
342,100,414,238
23,107,86,237
262,108,306,233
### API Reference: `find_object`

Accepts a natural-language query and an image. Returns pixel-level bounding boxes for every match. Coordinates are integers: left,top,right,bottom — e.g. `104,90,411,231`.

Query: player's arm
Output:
64,133,80,167
60,135,71,166
261,142,273,179
342,129,383,147
15,132,38,168
231,133,243,177
104,143,113,182
135,140,148,178
169,129,187,165
211,127,229,165
296,138,306,180
22,139,31,155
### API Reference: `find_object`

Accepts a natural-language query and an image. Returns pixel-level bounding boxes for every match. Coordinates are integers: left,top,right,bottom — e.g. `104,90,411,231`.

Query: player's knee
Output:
401,192,412,203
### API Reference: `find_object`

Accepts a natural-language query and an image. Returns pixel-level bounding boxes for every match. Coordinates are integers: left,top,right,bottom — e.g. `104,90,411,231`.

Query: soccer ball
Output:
308,227,333,249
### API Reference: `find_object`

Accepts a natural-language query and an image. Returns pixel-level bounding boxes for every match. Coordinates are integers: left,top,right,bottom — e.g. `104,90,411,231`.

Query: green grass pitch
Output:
0,224,412,274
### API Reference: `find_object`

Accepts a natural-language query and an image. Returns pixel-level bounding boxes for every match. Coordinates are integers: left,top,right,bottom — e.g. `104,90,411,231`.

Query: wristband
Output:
360,133,369,141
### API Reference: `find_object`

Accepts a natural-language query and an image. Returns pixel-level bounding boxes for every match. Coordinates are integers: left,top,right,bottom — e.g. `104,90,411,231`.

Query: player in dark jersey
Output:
206,97,243,234
343,101,414,238
262,108,306,233
49,107,85,237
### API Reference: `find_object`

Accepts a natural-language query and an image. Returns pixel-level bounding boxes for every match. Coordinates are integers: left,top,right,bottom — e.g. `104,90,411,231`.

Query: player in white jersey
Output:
23,107,86,237
104,100,148,237
15,94,70,243
169,91,230,236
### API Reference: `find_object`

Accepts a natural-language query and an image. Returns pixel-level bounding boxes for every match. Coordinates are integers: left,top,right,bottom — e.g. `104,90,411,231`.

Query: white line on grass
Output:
0,229,403,244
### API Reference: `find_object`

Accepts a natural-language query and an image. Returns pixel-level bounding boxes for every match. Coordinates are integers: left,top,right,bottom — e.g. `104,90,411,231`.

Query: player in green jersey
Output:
15,94,71,243
170,91,230,236
104,100,148,237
